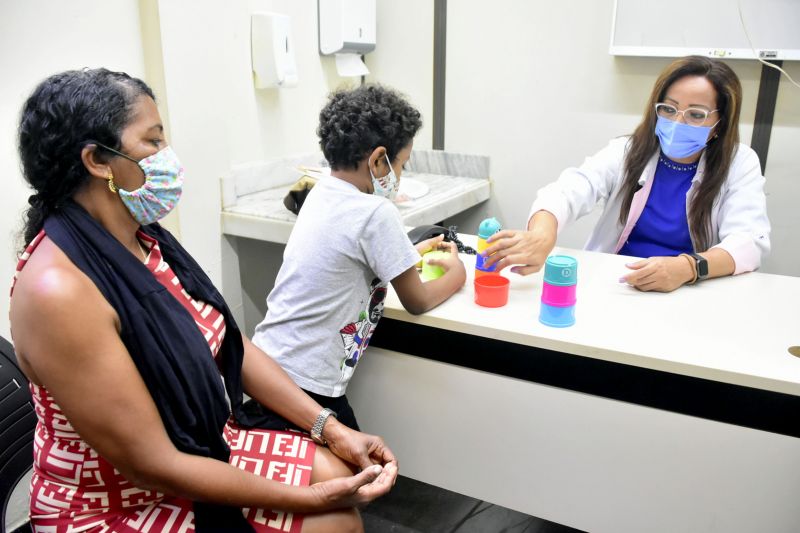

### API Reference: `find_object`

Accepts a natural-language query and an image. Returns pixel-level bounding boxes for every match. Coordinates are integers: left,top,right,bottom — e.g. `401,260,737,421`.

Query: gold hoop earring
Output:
107,170,118,193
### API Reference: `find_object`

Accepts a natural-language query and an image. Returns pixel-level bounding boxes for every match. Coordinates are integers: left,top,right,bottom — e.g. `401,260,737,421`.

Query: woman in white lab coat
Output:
483,55,770,292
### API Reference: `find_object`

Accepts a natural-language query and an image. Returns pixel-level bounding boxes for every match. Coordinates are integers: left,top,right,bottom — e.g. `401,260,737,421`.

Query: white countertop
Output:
221,172,491,243
382,236,800,396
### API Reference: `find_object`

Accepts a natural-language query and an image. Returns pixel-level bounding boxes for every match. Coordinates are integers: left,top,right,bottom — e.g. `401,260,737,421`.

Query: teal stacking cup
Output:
542,255,578,286
539,255,578,327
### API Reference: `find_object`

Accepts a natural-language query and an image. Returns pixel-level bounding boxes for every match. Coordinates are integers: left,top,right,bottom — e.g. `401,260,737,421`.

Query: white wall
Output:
0,0,146,341
154,0,344,326
442,0,800,277
154,0,436,334
349,348,800,533
154,0,367,292
2,0,796,342
365,0,434,150
764,74,800,276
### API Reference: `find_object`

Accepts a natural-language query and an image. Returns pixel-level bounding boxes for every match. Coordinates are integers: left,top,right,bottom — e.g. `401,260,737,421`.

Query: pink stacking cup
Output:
541,282,577,307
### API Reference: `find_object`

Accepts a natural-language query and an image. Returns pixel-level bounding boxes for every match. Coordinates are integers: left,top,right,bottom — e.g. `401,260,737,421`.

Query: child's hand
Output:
414,234,445,256
425,241,466,282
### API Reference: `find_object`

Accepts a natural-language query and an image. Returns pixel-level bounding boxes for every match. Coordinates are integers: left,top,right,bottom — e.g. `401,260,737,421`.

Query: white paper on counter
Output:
396,177,430,200
335,53,369,77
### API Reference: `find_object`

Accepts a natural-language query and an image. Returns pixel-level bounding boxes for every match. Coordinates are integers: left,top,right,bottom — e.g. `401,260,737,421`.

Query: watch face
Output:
693,254,709,278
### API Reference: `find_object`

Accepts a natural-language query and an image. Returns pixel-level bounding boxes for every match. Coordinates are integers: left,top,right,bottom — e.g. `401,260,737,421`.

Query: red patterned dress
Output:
13,231,316,532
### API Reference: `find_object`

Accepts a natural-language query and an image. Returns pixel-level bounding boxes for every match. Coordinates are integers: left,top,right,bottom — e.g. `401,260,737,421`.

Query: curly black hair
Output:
317,85,422,170
17,68,155,248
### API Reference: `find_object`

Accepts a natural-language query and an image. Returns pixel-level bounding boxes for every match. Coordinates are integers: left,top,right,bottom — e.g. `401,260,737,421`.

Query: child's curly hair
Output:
317,85,422,170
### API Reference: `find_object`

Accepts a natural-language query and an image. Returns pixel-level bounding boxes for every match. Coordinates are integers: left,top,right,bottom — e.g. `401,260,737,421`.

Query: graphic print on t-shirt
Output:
339,277,387,370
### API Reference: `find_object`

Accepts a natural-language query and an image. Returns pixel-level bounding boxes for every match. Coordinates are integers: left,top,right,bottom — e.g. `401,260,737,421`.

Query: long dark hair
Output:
617,56,743,250
17,68,154,249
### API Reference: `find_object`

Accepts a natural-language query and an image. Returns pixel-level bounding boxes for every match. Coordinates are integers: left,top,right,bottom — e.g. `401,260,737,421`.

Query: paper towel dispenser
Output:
251,12,298,89
318,0,376,55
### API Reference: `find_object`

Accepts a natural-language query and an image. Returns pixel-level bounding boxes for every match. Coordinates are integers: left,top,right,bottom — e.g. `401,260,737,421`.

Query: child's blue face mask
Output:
654,115,717,159
370,154,398,200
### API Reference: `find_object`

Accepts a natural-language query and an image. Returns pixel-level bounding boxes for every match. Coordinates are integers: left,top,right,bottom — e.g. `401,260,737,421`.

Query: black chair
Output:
0,336,35,533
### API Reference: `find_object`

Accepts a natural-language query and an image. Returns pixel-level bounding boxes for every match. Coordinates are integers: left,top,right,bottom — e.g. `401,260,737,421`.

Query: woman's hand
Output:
482,211,558,275
309,462,398,510
310,463,397,511
304,419,398,509
621,256,695,292
323,419,398,473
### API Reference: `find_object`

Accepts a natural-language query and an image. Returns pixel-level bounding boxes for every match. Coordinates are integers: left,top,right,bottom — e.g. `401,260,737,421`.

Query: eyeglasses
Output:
655,103,718,127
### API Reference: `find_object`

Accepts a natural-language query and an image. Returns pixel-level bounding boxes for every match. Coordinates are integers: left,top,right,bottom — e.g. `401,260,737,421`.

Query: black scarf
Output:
45,201,255,532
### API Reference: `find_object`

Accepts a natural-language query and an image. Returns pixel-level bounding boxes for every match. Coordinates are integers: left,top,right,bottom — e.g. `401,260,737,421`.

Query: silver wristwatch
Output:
310,408,337,445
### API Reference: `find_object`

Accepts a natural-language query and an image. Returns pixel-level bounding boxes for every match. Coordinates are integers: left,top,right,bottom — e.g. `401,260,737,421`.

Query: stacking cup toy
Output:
541,282,576,307
421,250,449,281
475,217,502,278
539,255,577,327
474,275,510,308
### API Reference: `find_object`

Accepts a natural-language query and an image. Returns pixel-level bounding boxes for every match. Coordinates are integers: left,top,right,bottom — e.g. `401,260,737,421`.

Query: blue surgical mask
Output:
369,155,398,200
654,115,715,159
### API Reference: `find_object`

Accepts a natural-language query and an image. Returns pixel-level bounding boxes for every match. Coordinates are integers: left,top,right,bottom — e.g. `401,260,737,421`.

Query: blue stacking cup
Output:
475,217,502,276
475,252,497,272
539,255,578,328
539,302,576,328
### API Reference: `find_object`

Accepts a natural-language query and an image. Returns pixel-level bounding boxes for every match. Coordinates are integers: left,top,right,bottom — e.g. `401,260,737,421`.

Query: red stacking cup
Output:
474,275,510,308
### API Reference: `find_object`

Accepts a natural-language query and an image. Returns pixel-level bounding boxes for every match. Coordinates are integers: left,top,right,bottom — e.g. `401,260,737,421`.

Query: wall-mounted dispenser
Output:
318,0,376,77
251,12,298,88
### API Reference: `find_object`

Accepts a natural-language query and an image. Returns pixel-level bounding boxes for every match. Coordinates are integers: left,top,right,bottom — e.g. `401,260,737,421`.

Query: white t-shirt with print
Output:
252,176,421,397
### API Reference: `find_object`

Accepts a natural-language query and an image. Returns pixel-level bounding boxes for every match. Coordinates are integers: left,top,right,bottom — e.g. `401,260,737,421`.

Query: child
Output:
252,85,466,430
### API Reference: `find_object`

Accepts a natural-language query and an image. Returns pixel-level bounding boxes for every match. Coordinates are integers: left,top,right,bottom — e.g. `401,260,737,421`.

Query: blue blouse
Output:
618,155,697,258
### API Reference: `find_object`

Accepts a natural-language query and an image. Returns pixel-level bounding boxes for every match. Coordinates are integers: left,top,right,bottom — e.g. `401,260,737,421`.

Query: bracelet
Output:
679,253,698,285
310,408,337,445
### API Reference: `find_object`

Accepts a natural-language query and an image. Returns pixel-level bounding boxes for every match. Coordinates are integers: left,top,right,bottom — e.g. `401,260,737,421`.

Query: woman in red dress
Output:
9,68,397,532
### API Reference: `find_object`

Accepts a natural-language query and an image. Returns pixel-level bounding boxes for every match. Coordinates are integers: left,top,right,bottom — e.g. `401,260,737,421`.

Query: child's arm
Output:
390,241,466,315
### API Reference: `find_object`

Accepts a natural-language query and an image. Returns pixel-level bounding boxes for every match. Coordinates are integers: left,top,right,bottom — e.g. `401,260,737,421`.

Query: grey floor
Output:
362,475,584,533
4,469,31,532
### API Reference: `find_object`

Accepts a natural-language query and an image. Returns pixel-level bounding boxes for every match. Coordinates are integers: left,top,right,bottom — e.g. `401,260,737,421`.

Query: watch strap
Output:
689,252,709,280
310,408,337,445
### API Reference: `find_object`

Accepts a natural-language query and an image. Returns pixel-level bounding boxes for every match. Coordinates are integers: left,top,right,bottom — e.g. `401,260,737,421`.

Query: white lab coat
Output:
529,136,771,274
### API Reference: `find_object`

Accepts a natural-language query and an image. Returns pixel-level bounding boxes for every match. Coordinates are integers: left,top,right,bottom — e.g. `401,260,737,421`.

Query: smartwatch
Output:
310,408,337,445
689,253,709,281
